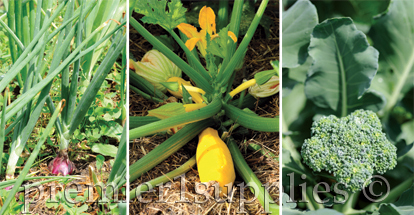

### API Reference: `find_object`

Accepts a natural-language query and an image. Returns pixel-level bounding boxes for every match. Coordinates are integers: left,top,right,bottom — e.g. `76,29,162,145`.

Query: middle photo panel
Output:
128,0,280,214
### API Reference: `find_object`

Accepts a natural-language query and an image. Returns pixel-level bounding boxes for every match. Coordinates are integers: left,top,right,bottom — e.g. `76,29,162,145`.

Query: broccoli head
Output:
301,109,397,192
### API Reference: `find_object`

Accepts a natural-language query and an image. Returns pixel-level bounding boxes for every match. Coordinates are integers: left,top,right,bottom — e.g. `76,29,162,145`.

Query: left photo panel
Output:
0,0,127,214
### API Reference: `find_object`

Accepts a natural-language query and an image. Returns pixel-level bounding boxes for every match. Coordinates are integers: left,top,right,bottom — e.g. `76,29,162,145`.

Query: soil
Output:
129,1,280,214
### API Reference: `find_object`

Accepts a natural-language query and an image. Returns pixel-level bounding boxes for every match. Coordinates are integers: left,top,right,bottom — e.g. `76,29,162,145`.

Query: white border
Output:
279,0,283,214
126,0,130,211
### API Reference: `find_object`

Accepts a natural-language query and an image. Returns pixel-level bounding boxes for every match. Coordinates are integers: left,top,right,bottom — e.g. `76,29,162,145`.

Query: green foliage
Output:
238,0,273,37
0,190,23,214
45,189,89,215
305,18,383,117
92,144,118,158
282,1,413,212
206,25,233,59
301,109,397,192
282,0,318,68
96,155,105,170
184,1,273,37
254,69,277,85
134,0,187,31
369,0,414,117
71,72,123,144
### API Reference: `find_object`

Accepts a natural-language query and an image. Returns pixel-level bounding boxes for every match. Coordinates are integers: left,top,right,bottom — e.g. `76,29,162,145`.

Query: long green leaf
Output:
130,116,160,130
168,30,211,82
218,0,269,86
108,126,126,183
6,0,17,63
68,32,126,139
22,1,30,48
130,69,167,100
0,88,8,176
130,86,164,103
227,138,279,214
130,156,196,199
60,0,75,126
29,0,35,39
223,103,279,132
129,98,221,140
0,0,68,93
33,0,43,37
221,0,243,70
129,119,213,183
0,18,25,50
65,1,84,126
3,21,121,123
82,0,125,81
0,176,79,189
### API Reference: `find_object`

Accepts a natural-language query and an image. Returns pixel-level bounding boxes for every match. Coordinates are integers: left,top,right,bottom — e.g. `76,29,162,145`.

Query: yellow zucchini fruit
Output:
196,127,236,195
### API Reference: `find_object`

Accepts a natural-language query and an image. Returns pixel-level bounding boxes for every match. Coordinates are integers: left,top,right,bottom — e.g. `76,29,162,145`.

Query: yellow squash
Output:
196,128,236,195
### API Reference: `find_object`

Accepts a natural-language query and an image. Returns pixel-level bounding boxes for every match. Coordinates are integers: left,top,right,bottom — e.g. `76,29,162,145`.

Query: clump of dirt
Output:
130,1,280,214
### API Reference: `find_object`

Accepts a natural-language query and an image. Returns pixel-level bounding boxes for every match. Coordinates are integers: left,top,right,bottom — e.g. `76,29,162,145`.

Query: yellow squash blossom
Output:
130,50,181,92
249,76,280,98
177,6,237,56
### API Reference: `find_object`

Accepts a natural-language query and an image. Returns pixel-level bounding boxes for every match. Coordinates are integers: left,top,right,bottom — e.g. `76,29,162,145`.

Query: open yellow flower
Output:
177,6,237,56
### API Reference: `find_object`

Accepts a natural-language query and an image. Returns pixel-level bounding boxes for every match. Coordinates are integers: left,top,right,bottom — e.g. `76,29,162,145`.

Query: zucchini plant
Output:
129,0,279,213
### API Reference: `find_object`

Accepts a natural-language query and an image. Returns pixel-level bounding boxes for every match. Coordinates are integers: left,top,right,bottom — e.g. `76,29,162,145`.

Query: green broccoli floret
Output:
301,109,397,192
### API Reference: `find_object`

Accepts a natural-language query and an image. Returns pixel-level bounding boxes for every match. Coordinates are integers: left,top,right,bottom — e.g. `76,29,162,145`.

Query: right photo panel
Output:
282,0,414,214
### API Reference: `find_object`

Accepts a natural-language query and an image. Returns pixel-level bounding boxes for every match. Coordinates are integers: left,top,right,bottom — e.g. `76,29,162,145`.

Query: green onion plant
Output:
0,0,126,213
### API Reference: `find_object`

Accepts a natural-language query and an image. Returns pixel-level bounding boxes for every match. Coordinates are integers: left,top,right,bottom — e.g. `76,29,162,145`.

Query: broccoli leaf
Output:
305,18,382,117
282,83,315,146
342,0,390,25
282,68,298,97
396,139,414,158
313,0,390,29
282,193,297,209
395,186,414,207
369,0,414,116
376,203,414,215
134,0,187,31
282,0,318,68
